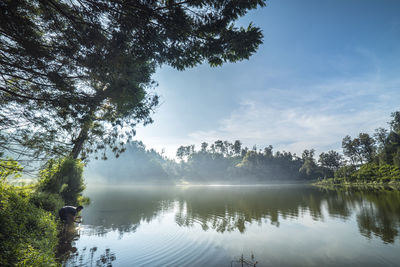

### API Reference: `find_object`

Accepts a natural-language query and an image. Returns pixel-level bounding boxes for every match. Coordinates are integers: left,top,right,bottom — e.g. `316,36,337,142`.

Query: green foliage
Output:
319,150,343,171
87,141,172,184
342,133,376,166
1,0,265,162
0,157,23,181
354,163,400,181
299,149,319,178
393,148,400,168
30,191,64,215
0,183,59,266
390,111,400,133
39,157,85,205
322,164,400,186
331,110,400,186
378,131,400,166
353,163,379,181
172,141,320,183
334,165,357,180
378,164,400,181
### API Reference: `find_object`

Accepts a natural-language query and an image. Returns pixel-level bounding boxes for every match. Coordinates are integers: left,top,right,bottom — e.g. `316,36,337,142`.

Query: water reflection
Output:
61,185,400,266
174,186,327,232
353,189,400,243
58,224,117,267
65,246,116,267
79,185,400,244
57,224,80,264
80,186,176,236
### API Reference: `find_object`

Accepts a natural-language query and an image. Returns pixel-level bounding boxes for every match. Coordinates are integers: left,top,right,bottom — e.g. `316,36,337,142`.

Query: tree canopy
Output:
0,0,265,164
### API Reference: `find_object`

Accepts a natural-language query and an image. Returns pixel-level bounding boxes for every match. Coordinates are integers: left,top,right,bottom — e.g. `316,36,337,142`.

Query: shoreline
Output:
312,180,400,190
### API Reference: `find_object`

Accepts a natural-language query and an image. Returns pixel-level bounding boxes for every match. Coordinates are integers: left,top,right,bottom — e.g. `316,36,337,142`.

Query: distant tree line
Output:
85,141,176,184
172,111,400,184
173,140,342,183
87,111,400,185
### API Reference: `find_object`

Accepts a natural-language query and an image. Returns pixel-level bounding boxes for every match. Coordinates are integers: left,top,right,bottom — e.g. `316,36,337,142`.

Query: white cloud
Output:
187,77,400,156
135,70,399,160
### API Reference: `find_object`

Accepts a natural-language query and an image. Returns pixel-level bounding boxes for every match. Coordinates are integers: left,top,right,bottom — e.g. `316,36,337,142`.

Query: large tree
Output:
342,133,376,166
318,150,342,171
0,0,265,163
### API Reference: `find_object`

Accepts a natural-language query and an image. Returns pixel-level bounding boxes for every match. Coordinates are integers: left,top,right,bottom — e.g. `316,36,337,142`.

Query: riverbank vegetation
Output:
314,111,400,188
0,157,86,266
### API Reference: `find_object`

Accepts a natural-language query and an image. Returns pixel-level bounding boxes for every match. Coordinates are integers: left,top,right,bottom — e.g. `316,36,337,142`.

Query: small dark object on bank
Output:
59,205,83,224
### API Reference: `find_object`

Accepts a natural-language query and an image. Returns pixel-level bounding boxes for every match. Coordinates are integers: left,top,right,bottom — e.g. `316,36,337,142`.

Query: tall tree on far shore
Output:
318,150,343,171
0,0,266,164
379,111,400,166
342,133,376,166
299,149,317,176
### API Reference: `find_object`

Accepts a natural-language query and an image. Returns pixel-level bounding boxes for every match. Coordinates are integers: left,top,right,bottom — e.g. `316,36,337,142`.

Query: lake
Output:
60,185,400,267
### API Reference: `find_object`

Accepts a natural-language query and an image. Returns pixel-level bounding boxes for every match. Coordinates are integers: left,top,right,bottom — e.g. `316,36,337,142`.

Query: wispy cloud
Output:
187,76,399,156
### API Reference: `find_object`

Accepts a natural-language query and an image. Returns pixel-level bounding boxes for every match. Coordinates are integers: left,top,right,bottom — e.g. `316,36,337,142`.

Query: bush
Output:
334,165,356,180
354,163,379,181
0,158,23,181
30,191,65,215
336,163,400,183
39,157,86,205
0,183,59,266
379,164,400,180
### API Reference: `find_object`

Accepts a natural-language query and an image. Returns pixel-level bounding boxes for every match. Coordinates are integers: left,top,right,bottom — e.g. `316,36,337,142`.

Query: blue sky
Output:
135,0,400,159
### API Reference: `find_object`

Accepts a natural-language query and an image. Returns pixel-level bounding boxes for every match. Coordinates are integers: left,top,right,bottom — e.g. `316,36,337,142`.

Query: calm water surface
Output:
61,185,400,266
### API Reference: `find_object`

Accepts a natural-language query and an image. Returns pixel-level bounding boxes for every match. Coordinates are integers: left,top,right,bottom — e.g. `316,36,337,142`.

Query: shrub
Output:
0,183,59,266
30,191,65,215
334,165,356,180
378,164,400,180
39,157,86,205
354,163,379,181
0,158,23,181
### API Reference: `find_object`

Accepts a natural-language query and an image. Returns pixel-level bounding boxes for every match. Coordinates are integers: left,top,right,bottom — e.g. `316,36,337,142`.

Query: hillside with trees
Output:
173,142,324,183
85,141,175,184
316,111,400,187
85,139,342,184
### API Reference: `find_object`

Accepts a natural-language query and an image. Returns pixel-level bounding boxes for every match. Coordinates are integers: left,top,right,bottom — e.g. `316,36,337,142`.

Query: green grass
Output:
0,182,60,266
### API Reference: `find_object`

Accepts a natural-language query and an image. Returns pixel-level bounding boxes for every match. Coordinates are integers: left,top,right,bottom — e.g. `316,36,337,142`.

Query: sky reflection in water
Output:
63,185,400,267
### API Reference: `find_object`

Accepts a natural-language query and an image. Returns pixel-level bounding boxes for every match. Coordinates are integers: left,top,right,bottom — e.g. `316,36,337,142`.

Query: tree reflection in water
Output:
57,223,116,266
174,186,330,233
79,185,400,244
354,188,400,243
57,223,80,264
62,245,116,267
176,186,400,243
314,187,400,244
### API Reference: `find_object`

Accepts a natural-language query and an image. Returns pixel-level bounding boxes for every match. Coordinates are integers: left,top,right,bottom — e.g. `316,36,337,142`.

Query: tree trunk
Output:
70,119,91,159
70,92,104,159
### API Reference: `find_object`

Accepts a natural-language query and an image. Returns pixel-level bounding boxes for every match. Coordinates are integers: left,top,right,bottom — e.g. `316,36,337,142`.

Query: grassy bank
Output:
312,178,400,190
0,183,59,266
0,157,87,266
313,163,400,190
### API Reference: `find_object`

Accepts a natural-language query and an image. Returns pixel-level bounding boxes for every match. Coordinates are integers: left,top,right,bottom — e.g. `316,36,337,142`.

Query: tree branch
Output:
0,86,55,102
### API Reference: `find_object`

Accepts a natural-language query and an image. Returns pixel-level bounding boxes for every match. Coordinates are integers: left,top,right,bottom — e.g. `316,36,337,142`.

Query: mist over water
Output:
83,140,320,186
62,185,400,267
